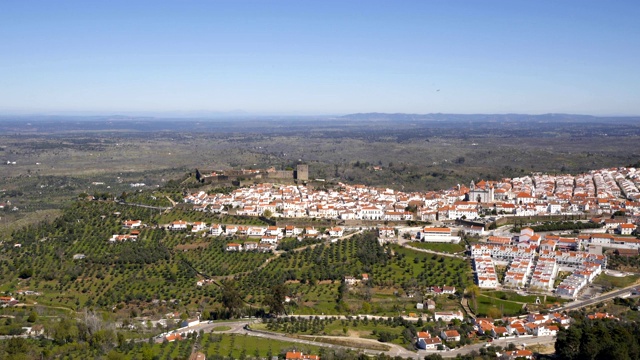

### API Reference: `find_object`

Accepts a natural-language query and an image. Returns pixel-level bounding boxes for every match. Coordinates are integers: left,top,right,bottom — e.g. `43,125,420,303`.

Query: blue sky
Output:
1,1,639,116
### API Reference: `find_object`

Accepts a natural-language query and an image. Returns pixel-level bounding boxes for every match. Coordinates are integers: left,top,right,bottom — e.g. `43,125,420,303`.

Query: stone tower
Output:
296,164,309,181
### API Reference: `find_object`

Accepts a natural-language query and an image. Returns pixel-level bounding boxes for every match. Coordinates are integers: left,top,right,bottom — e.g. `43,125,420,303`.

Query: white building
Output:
434,311,464,322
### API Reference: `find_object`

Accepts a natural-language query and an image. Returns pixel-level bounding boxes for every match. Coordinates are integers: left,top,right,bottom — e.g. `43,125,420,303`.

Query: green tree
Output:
220,281,244,318
263,283,288,315
5,337,28,355
106,350,126,360
27,311,37,323
424,355,444,360
361,302,372,314
555,324,583,360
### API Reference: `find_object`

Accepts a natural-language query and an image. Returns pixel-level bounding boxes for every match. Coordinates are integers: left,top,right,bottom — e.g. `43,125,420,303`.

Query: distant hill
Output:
340,112,640,123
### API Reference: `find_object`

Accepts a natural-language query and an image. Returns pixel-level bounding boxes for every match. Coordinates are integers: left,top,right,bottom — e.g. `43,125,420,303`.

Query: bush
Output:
377,331,397,342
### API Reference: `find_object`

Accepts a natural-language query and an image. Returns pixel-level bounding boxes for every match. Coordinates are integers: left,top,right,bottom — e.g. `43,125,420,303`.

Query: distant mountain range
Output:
340,112,640,123
1,112,639,123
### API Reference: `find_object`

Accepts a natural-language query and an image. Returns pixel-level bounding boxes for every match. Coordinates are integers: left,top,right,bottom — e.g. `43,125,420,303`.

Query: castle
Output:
202,164,308,183
266,164,308,181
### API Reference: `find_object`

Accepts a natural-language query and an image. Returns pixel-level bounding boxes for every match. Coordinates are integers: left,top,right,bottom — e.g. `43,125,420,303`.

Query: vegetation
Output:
593,273,640,290
258,315,477,348
606,254,640,273
512,220,601,233
277,238,323,252
407,242,465,254
3,116,640,233
2,118,640,357
555,318,640,360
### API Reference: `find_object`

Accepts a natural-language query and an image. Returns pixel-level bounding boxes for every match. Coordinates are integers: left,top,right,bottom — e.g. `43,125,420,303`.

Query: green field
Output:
210,325,232,332
407,242,466,254
593,273,640,289
475,295,525,317
473,290,570,317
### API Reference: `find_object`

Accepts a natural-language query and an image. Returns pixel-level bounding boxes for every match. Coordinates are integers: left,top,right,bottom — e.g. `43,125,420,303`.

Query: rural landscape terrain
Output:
1,114,640,360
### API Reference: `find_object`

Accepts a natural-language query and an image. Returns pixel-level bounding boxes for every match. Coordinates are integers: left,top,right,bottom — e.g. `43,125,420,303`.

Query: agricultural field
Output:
0,333,324,360
234,234,472,314
0,196,472,320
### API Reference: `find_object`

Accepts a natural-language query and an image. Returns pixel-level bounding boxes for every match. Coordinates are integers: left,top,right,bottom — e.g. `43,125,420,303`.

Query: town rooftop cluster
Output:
184,167,640,221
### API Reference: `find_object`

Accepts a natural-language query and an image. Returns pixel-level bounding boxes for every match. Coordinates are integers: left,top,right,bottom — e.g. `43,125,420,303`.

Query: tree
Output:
465,285,480,299
107,350,126,360
18,268,33,279
487,307,502,319
27,310,37,323
263,283,288,315
5,337,28,355
424,354,444,360
263,209,273,218
555,319,640,360
361,302,372,314
220,281,244,318
555,324,583,360
51,317,79,345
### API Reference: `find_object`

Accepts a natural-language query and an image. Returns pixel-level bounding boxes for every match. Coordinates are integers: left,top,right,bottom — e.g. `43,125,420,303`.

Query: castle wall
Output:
267,170,294,179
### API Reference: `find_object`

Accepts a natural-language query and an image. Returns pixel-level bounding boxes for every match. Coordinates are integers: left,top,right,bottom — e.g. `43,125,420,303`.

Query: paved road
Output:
164,319,555,359
557,283,639,312
283,314,421,321
439,336,556,358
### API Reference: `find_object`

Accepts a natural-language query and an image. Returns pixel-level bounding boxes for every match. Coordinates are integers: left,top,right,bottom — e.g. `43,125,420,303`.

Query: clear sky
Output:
1,1,639,116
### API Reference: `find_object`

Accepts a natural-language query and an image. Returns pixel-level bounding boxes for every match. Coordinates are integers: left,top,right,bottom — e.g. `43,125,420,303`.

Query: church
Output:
468,180,495,203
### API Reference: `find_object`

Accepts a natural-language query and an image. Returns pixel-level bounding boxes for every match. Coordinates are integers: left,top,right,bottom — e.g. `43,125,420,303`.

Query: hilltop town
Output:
178,166,640,300
184,166,640,221
2,164,640,360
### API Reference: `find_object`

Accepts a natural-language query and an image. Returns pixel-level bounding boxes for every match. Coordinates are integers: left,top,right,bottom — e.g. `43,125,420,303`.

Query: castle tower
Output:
296,164,309,181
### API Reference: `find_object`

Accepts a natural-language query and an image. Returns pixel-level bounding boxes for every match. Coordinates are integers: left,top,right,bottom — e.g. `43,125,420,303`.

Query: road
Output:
557,283,640,312
164,319,556,358
117,201,172,211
